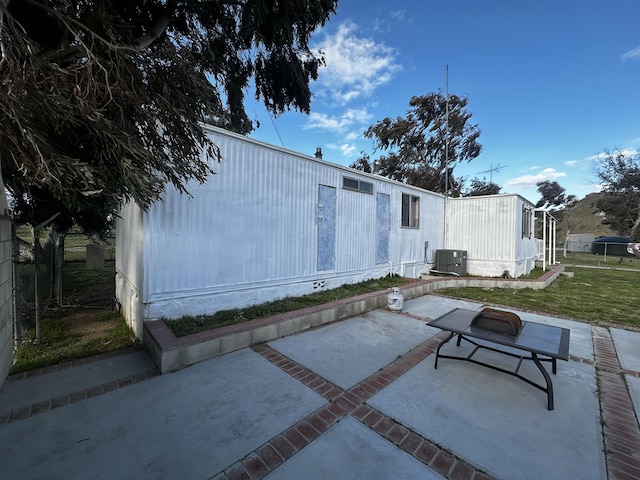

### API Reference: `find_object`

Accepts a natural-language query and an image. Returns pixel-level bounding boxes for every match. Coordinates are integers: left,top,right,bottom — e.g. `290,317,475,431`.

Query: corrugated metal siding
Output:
138,127,445,304
116,124,544,325
116,201,144,293
447,195,537,276
144,139,320,298
447,196,517,261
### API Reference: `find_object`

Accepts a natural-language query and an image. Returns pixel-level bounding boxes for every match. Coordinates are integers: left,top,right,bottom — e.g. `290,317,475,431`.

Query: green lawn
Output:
11,310,138,374
439,267,640,328
12,256,639,373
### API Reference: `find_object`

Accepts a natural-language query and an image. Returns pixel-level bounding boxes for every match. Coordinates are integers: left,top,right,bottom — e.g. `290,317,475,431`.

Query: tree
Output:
0,0,337,234
535,181,576,211
350,92,482,194
464,178,501,197
594,150,640,240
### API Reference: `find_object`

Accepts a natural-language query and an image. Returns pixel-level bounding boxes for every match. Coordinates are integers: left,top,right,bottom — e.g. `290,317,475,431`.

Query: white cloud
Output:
565,160,578,167
504,168,566,189
585,148,639,163
390,10,408,22
327,143,358,157
313,22,401,105
304,108,373,133
584,152,609,163
345,130,360,141
622,45,640,62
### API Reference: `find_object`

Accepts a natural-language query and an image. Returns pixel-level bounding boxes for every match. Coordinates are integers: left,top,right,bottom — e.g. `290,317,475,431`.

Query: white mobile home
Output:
446,194,537,278
116,126,446,336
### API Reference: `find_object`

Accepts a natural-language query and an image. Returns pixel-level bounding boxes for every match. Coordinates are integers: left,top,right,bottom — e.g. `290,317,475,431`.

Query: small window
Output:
522,205,532,238
401,193,420,228
342,176,373,194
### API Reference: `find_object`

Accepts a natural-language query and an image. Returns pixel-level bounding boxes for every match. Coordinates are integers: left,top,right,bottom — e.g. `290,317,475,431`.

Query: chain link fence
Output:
12,226,115,341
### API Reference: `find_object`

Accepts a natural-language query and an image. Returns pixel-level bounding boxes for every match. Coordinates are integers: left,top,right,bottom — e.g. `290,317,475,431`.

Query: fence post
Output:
11,222,21,345
32,226,42,343
56,234,64,306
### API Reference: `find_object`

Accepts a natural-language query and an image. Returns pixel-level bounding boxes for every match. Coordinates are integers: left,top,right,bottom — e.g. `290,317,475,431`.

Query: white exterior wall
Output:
117,126,445,335
115,201,146,336
446,195,536,277
0,171,13,389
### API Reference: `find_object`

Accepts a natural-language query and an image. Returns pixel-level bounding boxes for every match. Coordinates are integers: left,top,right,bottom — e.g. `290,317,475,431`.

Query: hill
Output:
555,192,617,241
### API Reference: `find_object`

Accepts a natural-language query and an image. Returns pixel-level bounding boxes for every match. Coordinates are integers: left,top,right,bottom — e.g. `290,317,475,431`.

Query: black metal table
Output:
427,308,570,410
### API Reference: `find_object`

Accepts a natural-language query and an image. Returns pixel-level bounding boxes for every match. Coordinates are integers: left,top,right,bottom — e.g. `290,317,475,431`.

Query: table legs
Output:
432,333,558,410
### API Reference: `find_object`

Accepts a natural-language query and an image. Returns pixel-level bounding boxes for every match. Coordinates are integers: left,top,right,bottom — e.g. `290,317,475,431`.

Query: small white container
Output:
387,287,404,311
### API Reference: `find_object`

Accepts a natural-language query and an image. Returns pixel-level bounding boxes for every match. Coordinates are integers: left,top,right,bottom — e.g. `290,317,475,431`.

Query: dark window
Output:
401,193,419,228
342,176,373,194
522,205,533,238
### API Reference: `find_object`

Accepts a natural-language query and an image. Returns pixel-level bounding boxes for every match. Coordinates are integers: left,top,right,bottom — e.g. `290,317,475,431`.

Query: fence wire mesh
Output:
12,226,115,341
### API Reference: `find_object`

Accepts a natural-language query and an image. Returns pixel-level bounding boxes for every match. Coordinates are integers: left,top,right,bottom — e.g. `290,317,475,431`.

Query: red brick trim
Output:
227,335,493,480
0,366,159,424
5,346,144,384
593,327,640,480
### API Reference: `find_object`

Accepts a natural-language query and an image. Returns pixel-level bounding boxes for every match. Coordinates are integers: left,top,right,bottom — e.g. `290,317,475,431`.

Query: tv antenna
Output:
477,163,507,183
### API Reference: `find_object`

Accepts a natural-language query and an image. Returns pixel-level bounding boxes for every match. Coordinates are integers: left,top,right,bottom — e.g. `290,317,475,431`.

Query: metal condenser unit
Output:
435,249,467,276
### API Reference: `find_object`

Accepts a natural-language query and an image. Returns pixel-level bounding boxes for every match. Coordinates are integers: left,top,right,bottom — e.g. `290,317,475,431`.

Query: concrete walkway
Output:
1,295,639,479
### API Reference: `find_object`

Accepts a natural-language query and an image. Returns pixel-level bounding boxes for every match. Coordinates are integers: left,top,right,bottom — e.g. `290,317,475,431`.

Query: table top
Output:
428,308,570,360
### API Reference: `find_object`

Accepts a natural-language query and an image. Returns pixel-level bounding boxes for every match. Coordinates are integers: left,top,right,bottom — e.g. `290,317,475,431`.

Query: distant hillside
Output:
555,192,617,240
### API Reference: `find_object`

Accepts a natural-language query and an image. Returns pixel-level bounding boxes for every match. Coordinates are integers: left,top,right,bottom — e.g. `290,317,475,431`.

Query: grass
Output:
11,310,138,374
12,250,639,372
165,275,415,337
61,260,115,307
440,267,640,328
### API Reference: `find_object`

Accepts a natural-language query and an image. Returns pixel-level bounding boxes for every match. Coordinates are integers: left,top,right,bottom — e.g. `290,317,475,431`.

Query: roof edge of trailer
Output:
200,123,445,199
448,192,536,207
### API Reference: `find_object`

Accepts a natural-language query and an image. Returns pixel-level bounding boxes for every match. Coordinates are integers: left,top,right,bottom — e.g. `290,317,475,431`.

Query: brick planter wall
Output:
144,266,564,373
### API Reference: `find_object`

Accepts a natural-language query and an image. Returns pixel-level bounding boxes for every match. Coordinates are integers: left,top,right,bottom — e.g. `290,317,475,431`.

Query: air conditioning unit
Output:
435,249,467,276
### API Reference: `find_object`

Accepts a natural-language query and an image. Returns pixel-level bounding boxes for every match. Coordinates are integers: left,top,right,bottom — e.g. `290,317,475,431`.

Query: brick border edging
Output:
213,312,640,480
593,326,640,480
214,333,493,480
0,367,159,424
143,266,565,373
5,345,144,384
1,345,160,424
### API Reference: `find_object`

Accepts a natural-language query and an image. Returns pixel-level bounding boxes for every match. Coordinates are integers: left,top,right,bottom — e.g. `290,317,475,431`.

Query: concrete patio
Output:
1,295,639,479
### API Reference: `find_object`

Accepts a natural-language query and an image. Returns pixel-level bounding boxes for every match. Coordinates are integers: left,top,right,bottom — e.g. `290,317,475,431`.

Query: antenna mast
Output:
444,65,449,199
477,163,507,184
443,65,449,248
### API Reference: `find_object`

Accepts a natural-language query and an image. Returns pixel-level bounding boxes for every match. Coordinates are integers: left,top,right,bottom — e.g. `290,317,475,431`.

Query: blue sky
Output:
245,0,640,203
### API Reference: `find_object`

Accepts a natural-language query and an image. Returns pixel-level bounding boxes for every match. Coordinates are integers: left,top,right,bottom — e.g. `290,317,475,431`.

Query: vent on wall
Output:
435,249,467,276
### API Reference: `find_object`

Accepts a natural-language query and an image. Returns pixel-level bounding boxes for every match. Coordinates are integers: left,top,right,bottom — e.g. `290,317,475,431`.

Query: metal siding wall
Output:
115,201,146,335
388,187,445,268
447,196,516,261
144,136,327,300
131,126,446,318
515,197,536,262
